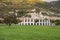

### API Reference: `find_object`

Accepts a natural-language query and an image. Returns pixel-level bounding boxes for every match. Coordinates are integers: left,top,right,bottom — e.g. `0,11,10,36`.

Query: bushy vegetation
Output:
51,20,60,25
0,0,60,17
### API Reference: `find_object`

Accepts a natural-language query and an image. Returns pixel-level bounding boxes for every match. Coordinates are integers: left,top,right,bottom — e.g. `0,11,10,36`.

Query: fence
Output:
18,18,51,26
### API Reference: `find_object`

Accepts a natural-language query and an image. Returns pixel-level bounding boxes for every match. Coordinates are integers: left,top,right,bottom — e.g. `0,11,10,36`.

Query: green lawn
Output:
0,25,60,40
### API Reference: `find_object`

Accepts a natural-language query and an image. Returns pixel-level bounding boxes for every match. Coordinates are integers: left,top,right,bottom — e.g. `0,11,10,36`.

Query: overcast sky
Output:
44,0,58,2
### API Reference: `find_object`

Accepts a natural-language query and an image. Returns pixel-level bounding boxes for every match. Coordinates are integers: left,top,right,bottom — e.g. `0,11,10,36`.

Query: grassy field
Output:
0,25,60,40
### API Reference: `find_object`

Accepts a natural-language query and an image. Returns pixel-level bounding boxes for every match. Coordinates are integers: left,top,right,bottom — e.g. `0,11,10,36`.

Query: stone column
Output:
47,20,49,26
27,18,28,25
42,19,44,26
36,23,37,25
39,19,40,25
44,20,46,26
33,19,34,25
24,18,25,25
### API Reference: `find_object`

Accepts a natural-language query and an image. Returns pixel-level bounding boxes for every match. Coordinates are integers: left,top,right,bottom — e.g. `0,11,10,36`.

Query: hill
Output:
49,1,60,8
0,0,60,17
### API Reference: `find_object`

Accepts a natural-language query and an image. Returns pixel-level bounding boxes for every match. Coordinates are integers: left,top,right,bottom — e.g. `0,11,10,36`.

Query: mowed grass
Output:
0,25,60,40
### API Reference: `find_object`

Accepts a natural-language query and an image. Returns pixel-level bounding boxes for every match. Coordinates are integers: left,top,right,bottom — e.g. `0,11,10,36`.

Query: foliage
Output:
35,19,39,23
4,13,19,26
0,0,60,17
18,9,27,17
51,20,60,25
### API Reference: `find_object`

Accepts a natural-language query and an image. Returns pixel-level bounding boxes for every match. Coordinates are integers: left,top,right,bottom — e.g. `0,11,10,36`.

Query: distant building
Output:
18,9,55,26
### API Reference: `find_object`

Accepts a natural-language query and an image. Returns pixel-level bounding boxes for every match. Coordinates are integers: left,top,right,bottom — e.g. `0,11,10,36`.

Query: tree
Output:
18,9,27,17
4,12,19,26
51,20,60,25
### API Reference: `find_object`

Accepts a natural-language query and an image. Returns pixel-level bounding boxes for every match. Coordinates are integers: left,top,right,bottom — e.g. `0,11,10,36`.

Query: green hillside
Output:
0,0,60,17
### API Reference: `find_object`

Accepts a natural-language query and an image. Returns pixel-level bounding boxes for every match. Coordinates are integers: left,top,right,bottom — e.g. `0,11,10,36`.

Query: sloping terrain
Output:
0,0,60,17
